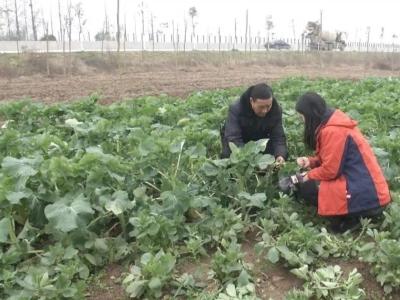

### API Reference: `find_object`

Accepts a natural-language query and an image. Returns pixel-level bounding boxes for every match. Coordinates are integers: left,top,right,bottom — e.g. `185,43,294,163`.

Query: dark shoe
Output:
329,217,361,234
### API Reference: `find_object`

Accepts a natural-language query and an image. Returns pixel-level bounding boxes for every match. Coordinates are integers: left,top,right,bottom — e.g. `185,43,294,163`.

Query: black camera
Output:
278,172,305,194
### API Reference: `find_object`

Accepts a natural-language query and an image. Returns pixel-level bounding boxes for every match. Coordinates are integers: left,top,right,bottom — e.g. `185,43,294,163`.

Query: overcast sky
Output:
15,0,400,42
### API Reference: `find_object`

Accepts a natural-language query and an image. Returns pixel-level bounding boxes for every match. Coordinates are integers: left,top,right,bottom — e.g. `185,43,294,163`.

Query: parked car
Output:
264,40,291,50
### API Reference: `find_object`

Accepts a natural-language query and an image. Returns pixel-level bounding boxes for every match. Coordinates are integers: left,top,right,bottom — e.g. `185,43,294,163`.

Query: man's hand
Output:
275,156,285,165
296,157,310,168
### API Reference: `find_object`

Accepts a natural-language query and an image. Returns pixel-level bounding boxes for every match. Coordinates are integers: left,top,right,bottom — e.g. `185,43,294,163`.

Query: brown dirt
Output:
86,264,126,300
329,258,400,300
85,237,397,300
0,64,399,104
241,230,303,300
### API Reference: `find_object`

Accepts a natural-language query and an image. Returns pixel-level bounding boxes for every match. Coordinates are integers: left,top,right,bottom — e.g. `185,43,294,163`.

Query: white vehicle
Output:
304,21,346,51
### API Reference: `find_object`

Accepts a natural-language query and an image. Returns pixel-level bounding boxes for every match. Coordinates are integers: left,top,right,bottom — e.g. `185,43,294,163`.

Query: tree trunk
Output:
244,10,248,53
29,0,38,40
23,1,29,39
116,0,120,52
140,2,145,56
151,14,155,52
14,0,20,39
218,27,221,53
57,0,66,75
234,18,237,50
45,24,50,76
183,19,187,52
5,0,12,39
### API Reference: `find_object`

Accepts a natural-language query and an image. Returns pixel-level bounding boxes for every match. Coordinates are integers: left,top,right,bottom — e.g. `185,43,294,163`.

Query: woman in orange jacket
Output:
294,92,391,232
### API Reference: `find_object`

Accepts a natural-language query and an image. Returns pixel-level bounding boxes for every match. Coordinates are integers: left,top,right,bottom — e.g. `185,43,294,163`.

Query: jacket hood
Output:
325,110,358,129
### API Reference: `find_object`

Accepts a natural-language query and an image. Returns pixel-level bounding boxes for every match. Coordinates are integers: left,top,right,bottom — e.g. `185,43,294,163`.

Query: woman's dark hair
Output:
295,92,327,150
250,83,273,100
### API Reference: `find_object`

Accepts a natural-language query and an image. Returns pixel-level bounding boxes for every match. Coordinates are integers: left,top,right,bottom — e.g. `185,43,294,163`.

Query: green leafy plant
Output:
289,265,365,299
122,250,176,298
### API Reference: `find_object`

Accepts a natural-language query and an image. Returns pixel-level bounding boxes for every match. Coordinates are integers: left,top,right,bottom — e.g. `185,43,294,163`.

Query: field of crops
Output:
0,78,399,299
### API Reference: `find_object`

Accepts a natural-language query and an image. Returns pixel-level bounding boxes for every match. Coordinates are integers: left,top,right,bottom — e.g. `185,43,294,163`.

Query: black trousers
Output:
297,180,384,232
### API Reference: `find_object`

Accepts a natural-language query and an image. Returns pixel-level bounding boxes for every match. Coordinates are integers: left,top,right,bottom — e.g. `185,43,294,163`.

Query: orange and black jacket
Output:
307,109,391,216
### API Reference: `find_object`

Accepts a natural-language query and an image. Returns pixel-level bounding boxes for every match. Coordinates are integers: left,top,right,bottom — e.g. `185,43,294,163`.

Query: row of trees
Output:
0,0,276,54
0,0,88,42
0,0,271,53
0,1,200,48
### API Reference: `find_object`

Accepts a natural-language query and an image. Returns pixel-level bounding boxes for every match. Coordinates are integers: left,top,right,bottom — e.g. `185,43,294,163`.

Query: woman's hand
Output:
296,157,310,168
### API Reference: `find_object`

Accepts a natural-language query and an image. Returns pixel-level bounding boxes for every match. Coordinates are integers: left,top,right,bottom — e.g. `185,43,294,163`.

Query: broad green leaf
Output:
202,161,219,176
169,140,185,153
226,283,237,297
290,265,309,280
126,280,147,298
256,154,275,169
237,269,251,287
267,247,280,264
44,194,94,232
0,217,11,243
1,156,40,177
105,190,134,215
148,277,162,290
6,190,32,204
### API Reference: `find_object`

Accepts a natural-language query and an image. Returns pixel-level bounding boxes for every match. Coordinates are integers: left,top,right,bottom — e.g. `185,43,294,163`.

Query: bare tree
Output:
265,15,274,50
183,18,187,52
139,1,145,53
23,0,29,39
0,8,5,35
291,19,296,41
249,25,251,52
234,18,237,50
50,6,54,36
74,2,85,41
4,0,12,38
132,14,137,41
171,20,175,50
13,0,20,39
218,27,221,52
188,6,197,37
116,0,120,51
366,26,371,53
41,16,50,75
65,1,74,53
380,27,384,45
150,13,154,51
29,0,37,40
244,9,248,52
64,0,73,75
58,0,66,75
123,15,127,52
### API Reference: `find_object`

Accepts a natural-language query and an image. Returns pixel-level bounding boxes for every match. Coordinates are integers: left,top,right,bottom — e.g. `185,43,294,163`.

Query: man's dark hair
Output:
250,83,273,100
295,92,327,150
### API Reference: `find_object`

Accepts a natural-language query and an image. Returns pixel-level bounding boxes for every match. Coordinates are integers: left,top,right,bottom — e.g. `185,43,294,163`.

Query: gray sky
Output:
24,0,400,42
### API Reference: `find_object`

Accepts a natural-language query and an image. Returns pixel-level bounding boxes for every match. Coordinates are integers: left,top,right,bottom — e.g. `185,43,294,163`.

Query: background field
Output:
1,51,400,104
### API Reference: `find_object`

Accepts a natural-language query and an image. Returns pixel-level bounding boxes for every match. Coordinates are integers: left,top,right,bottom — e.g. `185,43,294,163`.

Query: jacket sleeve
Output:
307,128,347,181
308,156,321,168
222,104,244,156
269,109,288,159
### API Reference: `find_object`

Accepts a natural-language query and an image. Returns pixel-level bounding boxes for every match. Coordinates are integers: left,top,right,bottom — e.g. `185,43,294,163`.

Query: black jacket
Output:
220,86,288,159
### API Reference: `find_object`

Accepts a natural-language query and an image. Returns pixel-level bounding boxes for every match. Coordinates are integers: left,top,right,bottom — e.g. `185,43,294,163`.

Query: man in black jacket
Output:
220,83,288,163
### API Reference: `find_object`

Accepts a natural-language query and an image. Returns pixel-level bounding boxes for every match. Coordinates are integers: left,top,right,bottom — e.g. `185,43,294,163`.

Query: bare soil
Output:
85,230,392,299
1,52,399,104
